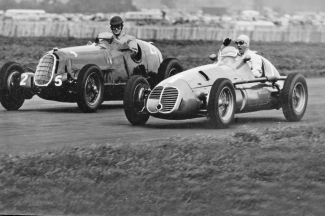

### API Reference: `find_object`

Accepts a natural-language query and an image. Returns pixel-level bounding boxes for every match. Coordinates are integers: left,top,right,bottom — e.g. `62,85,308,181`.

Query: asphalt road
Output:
0,78,324,155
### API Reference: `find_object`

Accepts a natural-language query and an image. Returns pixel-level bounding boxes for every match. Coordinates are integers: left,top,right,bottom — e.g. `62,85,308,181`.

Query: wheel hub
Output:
218,87,233,120
134,84,148,113
85,73,100,105
169,68,178,77
7,71,23,100
292,83,306,113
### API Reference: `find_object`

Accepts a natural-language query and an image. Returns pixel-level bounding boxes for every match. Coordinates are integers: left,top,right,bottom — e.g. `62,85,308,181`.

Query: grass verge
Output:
0,37,325,78
1,124,325,215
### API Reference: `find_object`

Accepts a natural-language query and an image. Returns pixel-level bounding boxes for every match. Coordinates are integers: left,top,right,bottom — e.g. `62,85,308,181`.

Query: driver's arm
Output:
127,38,138,54
218,38,232,57
250,54,263,78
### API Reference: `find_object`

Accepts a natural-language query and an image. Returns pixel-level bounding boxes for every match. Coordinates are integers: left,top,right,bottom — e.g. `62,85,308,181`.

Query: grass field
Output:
0,37,325,215
0,36,325,77
1,125,325,215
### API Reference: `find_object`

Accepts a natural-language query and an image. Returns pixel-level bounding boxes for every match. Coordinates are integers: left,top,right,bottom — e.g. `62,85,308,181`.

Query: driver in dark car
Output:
222,35,263,78
110,15,138,56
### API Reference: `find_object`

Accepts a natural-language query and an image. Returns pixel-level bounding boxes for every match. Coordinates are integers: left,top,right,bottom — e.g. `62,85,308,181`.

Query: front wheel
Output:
281,73,308,121
0,62,25,110
208,78,236,128
76,65,104,113
124,75,150,125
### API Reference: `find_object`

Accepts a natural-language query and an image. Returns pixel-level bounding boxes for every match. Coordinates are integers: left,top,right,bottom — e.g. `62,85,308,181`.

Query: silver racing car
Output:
123,46,308,128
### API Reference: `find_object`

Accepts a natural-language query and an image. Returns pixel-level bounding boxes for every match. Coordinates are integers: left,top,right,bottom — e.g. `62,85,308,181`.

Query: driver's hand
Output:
130,49,138,57
223,38,232,46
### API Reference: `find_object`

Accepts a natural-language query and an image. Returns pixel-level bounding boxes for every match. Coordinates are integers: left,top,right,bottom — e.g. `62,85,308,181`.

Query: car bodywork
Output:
124,46,308,127
0,32,183,112
148,46,284,119
24,32,162,102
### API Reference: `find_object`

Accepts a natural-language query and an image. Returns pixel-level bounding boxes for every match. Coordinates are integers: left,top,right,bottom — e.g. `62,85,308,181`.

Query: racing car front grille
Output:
149,86,163,100
148,86,179,113
160,87,178,112
34,54,56,86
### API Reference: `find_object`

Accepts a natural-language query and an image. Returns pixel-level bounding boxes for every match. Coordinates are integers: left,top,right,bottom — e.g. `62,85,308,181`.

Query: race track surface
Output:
0,78,324,155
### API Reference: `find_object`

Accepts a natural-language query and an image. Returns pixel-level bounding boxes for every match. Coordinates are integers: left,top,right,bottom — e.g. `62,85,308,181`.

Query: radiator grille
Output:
34,54,56,86
149,86,179,113
160,87,178,112
148,86,163,100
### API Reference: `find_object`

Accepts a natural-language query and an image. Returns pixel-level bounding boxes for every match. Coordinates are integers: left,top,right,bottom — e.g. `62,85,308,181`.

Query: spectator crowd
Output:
1,7,325,30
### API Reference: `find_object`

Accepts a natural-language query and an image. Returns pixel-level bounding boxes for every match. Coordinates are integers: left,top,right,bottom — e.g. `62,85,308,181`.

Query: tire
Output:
208,78,236,128
124,75,150,125
281,73,308,121
154,58,183,87
76,65,104,113
0,62,25,110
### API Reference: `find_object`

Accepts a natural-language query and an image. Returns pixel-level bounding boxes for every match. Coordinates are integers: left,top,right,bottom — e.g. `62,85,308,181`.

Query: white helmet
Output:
237,35,250,46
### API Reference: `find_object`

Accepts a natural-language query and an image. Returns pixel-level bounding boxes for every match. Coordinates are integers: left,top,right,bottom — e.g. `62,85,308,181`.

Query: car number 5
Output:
55,75,62,86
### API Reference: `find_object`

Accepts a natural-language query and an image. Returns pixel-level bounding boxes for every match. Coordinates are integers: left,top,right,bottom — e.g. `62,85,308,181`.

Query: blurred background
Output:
1,0,325,28
0,0,325,42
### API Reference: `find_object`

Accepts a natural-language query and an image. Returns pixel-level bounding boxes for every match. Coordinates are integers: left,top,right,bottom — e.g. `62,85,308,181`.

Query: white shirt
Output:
112,31,138,53
241,49,263,78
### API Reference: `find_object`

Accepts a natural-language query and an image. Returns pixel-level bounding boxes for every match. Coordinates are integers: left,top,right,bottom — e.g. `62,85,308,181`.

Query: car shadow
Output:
144,119,210,129
17,103,124,113
234,116,286,124
100,104,124,110
142,116,286,130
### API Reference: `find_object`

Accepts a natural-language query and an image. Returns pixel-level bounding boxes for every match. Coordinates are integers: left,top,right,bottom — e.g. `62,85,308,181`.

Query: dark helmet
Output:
110,16,123,25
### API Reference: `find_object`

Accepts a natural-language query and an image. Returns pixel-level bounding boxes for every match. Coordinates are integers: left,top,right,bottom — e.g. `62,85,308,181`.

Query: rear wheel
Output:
154,58,183,87
0,62,25,110
124,75,150,125
208,78,236,128
281,73,308,121
76,65,104,113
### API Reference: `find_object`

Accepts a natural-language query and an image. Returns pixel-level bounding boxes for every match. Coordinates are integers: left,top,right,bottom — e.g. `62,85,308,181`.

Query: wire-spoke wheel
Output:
292,83,306,113
280,73,308,121
208,78,236,128
85,73,100,106
77,65,104,113
218,87,234,121
281,73,308,121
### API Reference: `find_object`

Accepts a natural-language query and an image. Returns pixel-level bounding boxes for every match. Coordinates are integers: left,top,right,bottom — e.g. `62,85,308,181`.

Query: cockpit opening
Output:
131,44,142,63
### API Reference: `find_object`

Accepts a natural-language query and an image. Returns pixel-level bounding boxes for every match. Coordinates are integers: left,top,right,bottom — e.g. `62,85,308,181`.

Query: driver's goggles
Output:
110,25,122,30
235,40,245,45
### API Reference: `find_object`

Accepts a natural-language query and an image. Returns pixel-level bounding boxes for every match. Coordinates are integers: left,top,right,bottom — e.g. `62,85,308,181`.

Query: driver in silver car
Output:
222,35,263,78
110,15,138,56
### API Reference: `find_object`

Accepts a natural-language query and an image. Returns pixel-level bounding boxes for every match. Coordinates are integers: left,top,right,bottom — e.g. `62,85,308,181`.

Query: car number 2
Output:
20,74,28,86
55,75,62,86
